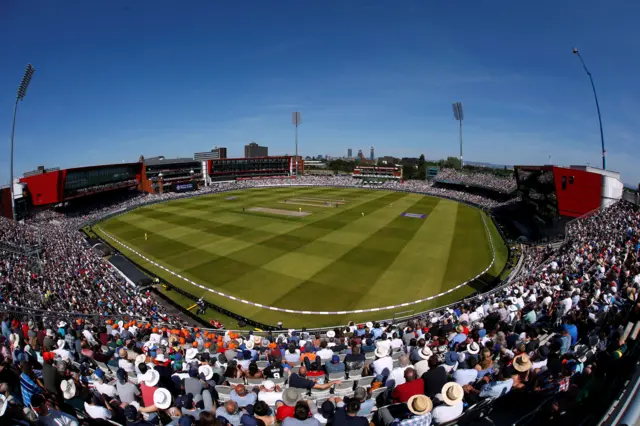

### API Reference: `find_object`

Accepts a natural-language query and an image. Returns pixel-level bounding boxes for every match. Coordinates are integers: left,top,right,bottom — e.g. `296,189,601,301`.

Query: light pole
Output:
10,64,35,221
452,102,464,168
292,112,301,177
573,47,606,170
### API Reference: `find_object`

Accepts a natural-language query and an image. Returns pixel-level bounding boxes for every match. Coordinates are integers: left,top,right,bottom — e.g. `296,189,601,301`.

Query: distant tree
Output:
417,154,427,180
402,164,417,180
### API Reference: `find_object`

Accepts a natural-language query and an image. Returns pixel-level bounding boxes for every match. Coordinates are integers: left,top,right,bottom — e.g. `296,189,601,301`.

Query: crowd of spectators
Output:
0,169,638,425
434,169,517,194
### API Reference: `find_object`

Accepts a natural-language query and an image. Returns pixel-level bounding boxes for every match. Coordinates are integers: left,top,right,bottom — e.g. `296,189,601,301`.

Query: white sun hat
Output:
144,369,160,387
60,379,76,400
198,365,214,380
153,388,172,409
326,330,336,338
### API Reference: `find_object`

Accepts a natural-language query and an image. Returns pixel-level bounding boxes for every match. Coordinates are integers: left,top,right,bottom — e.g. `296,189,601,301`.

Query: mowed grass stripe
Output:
363,198,458,307
264,194,439,311
250,192,421,307
187,191,405,302
440,205,491,292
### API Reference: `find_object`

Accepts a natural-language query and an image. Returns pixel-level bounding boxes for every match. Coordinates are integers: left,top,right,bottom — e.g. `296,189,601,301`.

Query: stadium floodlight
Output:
9,64,36,221
572,47,606,170
452,101,464,168
292,112,301,177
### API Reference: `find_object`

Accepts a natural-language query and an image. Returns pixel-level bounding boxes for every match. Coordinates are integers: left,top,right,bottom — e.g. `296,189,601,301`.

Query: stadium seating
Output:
0,176,639,425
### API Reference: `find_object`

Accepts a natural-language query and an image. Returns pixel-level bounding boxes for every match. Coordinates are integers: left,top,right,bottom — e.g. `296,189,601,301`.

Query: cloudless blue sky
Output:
1,1,639,184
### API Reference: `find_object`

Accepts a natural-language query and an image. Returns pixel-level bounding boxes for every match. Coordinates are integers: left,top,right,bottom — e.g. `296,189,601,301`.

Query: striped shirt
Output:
21,372,42,407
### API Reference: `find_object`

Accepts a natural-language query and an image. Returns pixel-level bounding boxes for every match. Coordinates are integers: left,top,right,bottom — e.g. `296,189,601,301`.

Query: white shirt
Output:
390,339,404,350
388,366,409,387
258,390,283,406
53,348,73,360
372,356,393,377
316,348,334,360
94,382,117,398
453,368,478,385
414,359,430,377
119,359,135,372
84,403,112,420
432,402,463,423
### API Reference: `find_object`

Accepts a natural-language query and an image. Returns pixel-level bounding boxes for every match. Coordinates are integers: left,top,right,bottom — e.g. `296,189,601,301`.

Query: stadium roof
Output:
144,156,199,166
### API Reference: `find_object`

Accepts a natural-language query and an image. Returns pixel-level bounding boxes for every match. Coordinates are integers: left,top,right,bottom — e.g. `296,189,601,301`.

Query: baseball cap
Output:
331,355,340,364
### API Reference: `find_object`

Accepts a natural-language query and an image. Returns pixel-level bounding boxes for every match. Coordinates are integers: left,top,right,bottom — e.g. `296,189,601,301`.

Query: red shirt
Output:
140,383,158,407
392,378,425,403
276,405,295,422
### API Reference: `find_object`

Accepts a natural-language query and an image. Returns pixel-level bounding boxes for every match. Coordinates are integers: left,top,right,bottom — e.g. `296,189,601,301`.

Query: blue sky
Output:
1,1,639,185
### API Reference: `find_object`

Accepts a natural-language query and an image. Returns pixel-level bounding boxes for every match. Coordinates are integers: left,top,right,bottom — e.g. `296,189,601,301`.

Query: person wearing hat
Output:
115,368,140,404
432,382,464,423
258,380,283,406
93,368,117,398
41,351,63,398
413,346,433,377
372,346,393,379
140,369,161,407
276,388,309,422
326,355,345,374
378,394,432,425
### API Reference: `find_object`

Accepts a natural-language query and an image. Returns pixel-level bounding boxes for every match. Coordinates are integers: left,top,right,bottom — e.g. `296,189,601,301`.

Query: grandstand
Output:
1,172,639,426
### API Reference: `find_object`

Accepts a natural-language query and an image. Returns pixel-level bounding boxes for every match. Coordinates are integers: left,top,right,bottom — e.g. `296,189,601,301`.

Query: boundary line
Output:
97,203,495,316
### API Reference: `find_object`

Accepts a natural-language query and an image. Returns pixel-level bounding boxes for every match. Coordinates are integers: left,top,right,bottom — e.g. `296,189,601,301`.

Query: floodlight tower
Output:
10,64,36,221
452,101,464,168
292,112,301,176
572,47,606,170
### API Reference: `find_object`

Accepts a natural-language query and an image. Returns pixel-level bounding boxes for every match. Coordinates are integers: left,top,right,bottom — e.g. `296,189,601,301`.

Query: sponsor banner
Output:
175,182,196,192
401,212,426,219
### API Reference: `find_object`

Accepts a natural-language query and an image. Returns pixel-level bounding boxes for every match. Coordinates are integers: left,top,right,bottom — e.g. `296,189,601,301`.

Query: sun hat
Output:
366,322,374,328
154,387,172,409
374,346,389,358
326,330,336,338
467,342,480,355
57,339,65,349
512,354,533,372
198,365,214,380
442,382,464,406
60,379,76,400
288,329,296,336
245,339,255,350
155,353,167,363
185,348,198,362
144,369,161,387
455,325,464,333
262,380,275,391
283,387,301,406
407,394,433,415
135,354,147,367
445,351,458,366
418,346,434,360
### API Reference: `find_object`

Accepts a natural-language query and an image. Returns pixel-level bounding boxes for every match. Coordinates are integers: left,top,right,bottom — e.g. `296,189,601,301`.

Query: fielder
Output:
361,212,365,217
145,233,148,241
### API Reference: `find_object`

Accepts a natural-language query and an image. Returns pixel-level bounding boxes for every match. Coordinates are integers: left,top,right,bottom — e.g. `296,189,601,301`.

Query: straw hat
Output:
366,322,374,328
245,339,255,350
198,365,214,380
407,394,433,415
153,388,172,409
512,354,532,373
442,382,464,406
263,380,276,391
60,379,76,400
144,369,160,387
418,346,434,360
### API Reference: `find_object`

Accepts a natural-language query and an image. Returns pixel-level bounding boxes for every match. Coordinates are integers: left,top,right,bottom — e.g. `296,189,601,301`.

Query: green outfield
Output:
95,187,508,328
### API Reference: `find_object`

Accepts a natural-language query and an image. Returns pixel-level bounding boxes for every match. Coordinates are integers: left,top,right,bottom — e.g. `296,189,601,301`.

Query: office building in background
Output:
370,146,375,161
245,142,268,158
194,147,227,161
348,148,353,158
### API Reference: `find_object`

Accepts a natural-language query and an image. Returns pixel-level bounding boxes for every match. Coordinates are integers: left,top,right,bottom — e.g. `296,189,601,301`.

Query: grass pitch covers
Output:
96,187,507,328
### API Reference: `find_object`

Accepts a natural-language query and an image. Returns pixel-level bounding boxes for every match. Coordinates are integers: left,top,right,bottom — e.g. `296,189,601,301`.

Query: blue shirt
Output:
562,324,578,346
21,372,42,407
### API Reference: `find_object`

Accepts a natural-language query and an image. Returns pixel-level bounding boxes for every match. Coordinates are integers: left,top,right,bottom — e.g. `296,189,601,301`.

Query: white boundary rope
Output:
97,191,495,316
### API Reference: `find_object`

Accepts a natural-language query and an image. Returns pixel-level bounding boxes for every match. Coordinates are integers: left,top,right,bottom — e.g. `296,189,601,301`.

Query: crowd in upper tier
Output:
433,169,517,193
